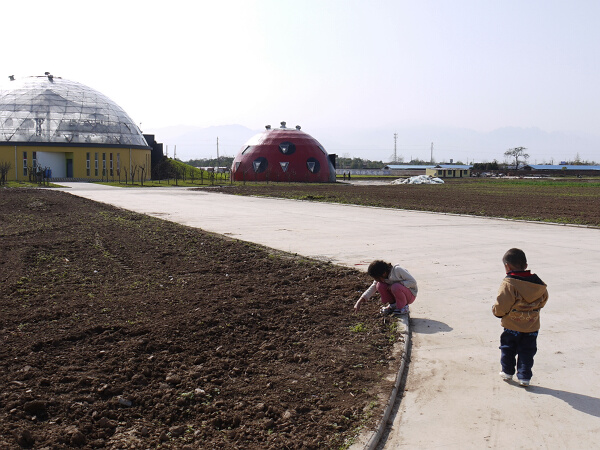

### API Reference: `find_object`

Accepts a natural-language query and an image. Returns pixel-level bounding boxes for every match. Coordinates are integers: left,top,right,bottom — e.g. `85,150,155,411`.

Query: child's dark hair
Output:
503,248,527,270
367,260,392,278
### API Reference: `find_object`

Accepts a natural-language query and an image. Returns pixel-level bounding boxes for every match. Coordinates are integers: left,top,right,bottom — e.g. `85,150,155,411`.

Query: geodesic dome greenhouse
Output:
0,73,150,181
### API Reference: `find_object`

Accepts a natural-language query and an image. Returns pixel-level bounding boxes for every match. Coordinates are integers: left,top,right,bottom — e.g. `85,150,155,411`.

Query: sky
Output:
3,0,600,163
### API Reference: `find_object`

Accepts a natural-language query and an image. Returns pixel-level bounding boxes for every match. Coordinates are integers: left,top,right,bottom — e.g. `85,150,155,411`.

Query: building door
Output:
66,159,73,178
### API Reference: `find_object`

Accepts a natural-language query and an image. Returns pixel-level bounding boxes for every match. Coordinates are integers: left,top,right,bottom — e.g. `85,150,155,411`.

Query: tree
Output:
0,161,11,185
472,161,499,171
131,164,138,184
138,164,147,186
504,147,529,169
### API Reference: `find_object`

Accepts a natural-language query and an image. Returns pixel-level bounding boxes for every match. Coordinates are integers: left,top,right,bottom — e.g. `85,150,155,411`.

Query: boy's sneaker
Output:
499,372,513,381
518,379,530,387
380,304,397,316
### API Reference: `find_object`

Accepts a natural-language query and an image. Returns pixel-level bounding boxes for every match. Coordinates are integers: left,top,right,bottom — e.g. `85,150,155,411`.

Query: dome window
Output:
279,141,296,155
307,157,320,173
253,157,268,173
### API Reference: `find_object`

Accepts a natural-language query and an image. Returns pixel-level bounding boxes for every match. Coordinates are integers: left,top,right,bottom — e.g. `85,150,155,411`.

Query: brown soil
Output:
0,189,401,449
203,178,600,227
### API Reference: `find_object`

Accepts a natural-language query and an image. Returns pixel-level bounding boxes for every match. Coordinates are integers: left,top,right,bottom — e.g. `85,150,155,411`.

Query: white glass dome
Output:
0,74,148,147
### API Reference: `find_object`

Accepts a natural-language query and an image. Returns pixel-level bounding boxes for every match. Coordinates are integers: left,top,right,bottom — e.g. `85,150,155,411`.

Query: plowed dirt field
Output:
204,178,600,227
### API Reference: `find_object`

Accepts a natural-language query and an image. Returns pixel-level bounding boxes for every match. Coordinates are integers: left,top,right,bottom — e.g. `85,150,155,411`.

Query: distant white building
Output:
383,164,472,178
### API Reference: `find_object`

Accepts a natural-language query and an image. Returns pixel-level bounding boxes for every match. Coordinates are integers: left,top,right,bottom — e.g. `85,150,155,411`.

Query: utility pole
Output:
394,133,398,162
216,137,220,168
430,142,434,163
174,145,177,160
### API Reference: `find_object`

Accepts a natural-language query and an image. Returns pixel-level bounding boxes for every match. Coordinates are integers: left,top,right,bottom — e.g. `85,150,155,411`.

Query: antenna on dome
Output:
296,125,301,130
280,121,286,128
265,125,271,130
9,75,14,81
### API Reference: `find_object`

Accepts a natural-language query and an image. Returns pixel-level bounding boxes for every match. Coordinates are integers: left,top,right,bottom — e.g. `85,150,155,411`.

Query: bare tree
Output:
181,166,187,182
131,164,138,184
0,161,11,185
174,166,185,186
34,166,45,184
504,147,529,169
138,164,147,186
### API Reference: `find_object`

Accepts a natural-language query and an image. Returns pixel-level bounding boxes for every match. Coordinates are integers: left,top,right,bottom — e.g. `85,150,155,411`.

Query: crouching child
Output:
354,260,418,316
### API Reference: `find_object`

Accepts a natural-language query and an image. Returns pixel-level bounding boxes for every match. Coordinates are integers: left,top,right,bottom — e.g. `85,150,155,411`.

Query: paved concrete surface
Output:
57,183,600,449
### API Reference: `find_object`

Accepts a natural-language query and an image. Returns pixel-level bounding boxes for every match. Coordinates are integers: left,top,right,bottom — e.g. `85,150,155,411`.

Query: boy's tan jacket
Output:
493,275,548,333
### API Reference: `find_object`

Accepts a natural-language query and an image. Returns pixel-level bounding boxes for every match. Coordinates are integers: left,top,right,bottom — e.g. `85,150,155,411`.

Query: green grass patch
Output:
349,323,368,333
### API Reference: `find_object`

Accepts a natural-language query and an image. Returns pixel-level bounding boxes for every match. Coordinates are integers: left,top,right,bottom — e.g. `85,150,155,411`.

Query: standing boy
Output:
492,248,548,386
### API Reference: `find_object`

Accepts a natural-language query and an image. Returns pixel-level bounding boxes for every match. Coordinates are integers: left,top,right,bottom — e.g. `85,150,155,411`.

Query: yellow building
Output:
0,74,150,182
425,165,471,178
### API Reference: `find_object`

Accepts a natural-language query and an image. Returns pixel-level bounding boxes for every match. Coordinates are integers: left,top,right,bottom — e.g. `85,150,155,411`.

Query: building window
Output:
102,153,106,177
109,153,113,177
86,152,90,176
32,151,37,169
95,153,99,176
117,153,121,176
23,152,27,176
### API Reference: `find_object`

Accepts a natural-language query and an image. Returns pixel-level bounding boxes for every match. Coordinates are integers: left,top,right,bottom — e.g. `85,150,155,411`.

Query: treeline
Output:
182,157,234,168
337,157,459,168
559,157,599,165
153,157,228,184
336,157,385,169
471,161,500,171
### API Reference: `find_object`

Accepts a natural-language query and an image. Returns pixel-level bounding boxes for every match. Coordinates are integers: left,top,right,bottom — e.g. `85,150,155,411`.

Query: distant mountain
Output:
312,125,600,164
144,124,261,161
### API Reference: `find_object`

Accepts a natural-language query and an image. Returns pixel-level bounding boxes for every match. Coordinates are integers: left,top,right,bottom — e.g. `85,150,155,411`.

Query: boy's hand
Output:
354,297,363,312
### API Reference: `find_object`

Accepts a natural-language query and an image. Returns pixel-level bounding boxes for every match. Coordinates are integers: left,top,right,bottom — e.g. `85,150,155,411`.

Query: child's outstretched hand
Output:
354,297,364,312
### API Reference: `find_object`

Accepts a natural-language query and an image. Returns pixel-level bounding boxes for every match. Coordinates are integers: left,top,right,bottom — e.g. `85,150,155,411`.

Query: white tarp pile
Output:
391,175,445,185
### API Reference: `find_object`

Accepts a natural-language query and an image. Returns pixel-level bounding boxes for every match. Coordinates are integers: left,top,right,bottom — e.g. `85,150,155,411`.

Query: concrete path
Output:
57,183,600,449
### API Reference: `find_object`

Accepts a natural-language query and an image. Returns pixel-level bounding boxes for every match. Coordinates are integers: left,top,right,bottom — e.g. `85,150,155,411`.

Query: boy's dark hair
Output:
503,248,527,270
368,260,392,278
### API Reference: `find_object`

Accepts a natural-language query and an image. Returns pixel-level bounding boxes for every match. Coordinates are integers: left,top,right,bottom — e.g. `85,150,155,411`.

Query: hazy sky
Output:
4,0,600,162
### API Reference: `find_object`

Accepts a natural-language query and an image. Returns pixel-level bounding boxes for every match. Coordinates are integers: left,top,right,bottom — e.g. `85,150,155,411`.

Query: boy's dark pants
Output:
499,328,538,380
